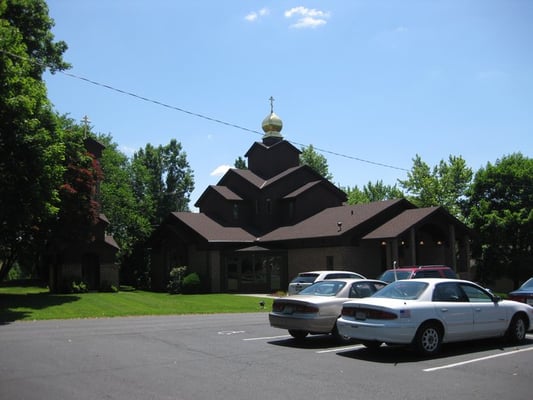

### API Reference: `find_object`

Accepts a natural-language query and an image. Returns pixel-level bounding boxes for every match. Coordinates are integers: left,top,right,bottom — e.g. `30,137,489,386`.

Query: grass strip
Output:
0,286,273,322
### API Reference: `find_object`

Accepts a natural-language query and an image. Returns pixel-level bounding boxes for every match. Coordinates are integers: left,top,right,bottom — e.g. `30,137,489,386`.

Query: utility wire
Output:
1,48,409,172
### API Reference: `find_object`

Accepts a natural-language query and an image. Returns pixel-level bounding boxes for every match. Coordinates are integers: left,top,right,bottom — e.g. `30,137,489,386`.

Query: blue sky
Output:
44,1,532,208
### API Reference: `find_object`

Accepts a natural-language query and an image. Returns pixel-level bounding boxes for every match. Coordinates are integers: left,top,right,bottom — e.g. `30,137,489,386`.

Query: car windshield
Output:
299,281,346,296
520,278,533,289
372,281,428,300
378,270,412,283
290,273,319,284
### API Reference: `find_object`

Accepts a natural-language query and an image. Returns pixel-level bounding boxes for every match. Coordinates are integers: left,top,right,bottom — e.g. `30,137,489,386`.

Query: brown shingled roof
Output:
210,185,243,201
362,207,440,240
170,212,256,242
260,199,406,242
283,181,321,199
228,168,266,188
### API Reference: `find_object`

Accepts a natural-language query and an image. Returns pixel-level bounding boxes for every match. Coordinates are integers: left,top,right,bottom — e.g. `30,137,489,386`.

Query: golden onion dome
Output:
261,111,283,138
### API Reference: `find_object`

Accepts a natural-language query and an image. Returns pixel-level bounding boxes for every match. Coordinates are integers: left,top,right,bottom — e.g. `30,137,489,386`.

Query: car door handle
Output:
440,308,448,312
475,308,481,312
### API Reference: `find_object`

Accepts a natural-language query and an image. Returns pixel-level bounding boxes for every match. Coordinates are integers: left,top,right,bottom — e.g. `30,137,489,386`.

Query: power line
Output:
1,48,409,172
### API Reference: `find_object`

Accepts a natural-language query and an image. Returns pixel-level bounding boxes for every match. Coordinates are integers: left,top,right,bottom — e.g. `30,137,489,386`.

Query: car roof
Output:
389,278,476,285
298,270,361,275
310,278,386,284
385,265,451,271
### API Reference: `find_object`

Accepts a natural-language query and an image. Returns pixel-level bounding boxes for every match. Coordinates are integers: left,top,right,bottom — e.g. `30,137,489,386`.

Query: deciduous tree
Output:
398,154,472,220
0,0,69,281
300,144,333,180
465,153,533,287
345,181,404,204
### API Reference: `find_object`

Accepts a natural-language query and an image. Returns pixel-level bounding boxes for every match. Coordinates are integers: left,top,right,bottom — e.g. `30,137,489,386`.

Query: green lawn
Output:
0,286,273,322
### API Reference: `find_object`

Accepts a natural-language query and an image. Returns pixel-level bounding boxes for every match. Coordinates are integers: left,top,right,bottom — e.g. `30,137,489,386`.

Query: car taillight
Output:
342,307,356,317
272,302,318,314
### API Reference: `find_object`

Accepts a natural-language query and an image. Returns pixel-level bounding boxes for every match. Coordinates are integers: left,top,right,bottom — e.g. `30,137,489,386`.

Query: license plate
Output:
527,298,533,305
283,307,293,314
355,311,366,320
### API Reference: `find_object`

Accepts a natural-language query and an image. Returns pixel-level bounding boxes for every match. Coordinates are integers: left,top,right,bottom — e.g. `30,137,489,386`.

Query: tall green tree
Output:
95,134,153,287
345,180,404,204
0,0,69,281
398,154,473,220
300,144,333,180
133,140,194,225
465,153,533,287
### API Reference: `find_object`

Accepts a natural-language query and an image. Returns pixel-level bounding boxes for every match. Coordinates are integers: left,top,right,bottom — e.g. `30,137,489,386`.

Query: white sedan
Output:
270,278,386,342
336,278,533,356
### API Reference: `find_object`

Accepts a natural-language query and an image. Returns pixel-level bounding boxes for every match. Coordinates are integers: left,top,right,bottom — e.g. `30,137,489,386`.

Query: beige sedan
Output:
269,278,386,342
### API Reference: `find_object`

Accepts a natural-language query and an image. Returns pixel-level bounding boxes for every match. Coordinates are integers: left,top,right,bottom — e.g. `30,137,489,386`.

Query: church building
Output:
148,106,472,293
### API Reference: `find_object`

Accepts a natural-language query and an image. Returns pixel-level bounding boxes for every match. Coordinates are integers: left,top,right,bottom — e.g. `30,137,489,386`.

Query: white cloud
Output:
210,164,232,176
245,7,270,22
284,6,330,28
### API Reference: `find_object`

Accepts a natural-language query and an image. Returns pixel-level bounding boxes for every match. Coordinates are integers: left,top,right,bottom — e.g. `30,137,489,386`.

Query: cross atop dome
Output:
261,96,283,145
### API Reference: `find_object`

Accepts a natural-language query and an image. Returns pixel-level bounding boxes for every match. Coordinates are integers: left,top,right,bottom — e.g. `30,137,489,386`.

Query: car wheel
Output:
361,340,382,350
288,329,308,340
414,322,442,356
332,325,351,344
506,314,527,343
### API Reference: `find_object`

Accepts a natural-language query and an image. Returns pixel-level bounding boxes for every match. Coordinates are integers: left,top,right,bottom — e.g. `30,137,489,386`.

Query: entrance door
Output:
224,253,286,293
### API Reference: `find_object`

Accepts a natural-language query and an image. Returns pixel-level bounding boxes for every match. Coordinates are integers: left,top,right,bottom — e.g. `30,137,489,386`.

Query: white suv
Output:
287,270,365,295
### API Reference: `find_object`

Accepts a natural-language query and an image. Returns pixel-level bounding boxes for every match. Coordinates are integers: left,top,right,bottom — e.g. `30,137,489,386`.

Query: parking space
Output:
239,328,533,373
1,314,532,400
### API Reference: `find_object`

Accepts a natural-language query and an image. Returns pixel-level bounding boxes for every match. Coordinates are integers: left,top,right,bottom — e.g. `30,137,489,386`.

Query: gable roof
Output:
210,185,243,201
244,140,301,157
169,212,256,242
283,181,321,199
362,206,472,240
260,199,407,242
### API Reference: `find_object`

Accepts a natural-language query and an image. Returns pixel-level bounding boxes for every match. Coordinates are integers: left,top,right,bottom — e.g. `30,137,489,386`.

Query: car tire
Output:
506,314,527,343
414,322,442,356
332,325,351,344
361,340,382,350
288,329,308,340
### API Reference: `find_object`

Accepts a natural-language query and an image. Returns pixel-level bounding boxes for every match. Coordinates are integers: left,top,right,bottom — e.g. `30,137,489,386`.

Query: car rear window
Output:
442,269,457,278
300,281,346,296
413,270,442,278
324,272,357,280
373,281,428,300
378,270,412,282
290,273,319,284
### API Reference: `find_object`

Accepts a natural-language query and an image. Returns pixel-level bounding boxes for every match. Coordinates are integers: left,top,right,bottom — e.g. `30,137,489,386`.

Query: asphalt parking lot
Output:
1,312,532,400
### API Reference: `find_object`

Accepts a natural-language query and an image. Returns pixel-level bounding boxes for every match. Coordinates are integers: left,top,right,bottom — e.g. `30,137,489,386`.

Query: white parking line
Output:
424,346,533,372
316,344,364,354
243,335,291,341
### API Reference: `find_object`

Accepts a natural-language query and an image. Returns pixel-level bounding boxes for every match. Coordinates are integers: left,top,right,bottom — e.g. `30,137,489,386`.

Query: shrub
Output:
69,280,88,293
167,266,188,294
99,281,118,292
182,272,202,294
